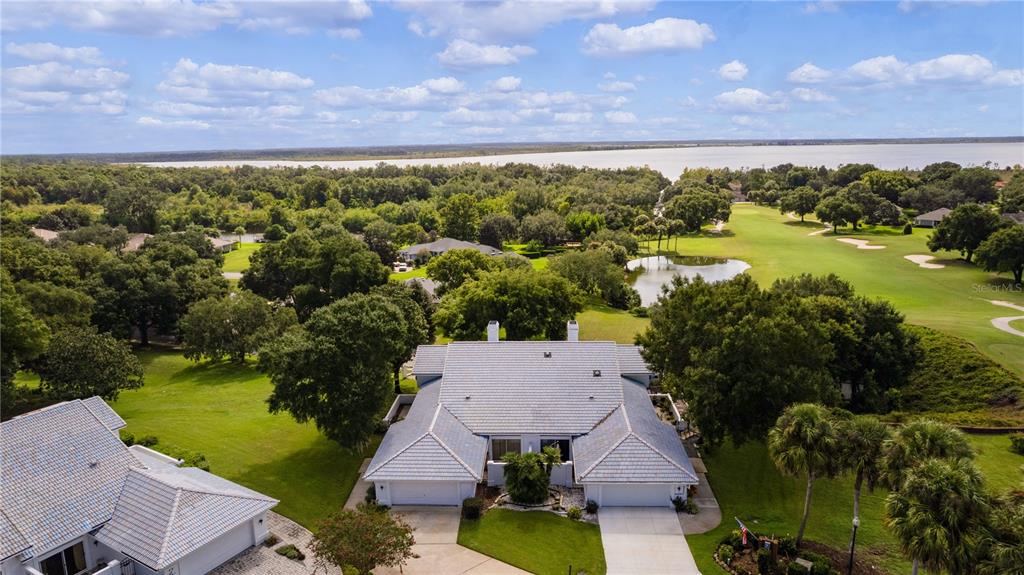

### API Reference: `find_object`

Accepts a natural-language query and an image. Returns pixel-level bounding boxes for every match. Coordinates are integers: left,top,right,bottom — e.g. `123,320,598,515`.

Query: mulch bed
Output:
721,540,890,575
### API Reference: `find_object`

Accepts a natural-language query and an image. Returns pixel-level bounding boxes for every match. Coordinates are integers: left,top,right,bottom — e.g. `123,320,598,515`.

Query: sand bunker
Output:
836,238,886,250
904,254,945,269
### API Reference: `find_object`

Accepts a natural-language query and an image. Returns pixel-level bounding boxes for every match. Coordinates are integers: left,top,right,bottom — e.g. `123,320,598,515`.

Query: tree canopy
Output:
927,203,1004,263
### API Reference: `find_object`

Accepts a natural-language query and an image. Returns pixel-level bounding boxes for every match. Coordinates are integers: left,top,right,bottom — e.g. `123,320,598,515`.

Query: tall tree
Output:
440,193,481,241
311,503,415,575
180,291,297,363
0,270,50,393
478,213,519,249
38,327,144,401
779,187,820,222
836,413,892,566
881,419,974,490
520,210,567,248
815,195,862,233
370,282,430,393
885,458,989,575
260,293,408,447
975,225,1024,284
426,248,495,296
768,403,840,547
663,189,731,232
927,203,1003,263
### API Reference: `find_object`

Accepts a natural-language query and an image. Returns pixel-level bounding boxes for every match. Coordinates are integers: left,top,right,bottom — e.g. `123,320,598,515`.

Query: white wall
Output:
375,481,475,506
175,518,255,575
584,484,687,508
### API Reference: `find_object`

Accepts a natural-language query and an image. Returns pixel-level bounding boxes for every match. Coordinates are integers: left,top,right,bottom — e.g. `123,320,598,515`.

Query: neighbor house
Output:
913,207,951,227
1001,212,1024,226
398,238,506,263
1,398,277,575
364,321,698,508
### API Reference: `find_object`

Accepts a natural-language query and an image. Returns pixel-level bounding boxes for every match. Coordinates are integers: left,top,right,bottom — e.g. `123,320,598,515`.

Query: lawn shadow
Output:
168,358,263,386
783,220,822,229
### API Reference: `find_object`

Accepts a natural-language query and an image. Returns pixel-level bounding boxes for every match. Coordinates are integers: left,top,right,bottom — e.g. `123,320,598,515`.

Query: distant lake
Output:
627,255,752,306
143,142,1024,180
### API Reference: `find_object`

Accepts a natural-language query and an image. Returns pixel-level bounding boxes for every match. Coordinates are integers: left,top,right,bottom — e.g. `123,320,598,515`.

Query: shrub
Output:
902,222,913,235
501,451,550,504
342,567,360,575
671,496,686,512
682,499,698,514
778,535,797,556
584,499,599,514
757,548,778,575
787,561,810,575
275,544,305,561
263,534,280,547
1010,433,1024,455
364,485,377,503
162,446,210,471
372,419,390,434
462,497,485,520
717,544,734,563
567,506,582,521
719,529,745,551
136,435,159,447
798,551,832,575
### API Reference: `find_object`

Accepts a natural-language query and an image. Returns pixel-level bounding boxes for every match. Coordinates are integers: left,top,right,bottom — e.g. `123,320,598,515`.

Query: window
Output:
541,439,571,462
491,438,521,461
40,543,87,575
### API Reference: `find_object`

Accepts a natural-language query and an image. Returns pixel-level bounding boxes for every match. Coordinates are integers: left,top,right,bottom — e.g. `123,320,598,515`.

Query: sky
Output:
1,0,1022,154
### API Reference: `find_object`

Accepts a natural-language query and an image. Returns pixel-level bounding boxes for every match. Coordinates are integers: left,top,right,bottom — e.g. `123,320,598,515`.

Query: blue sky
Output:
1,0,1022,154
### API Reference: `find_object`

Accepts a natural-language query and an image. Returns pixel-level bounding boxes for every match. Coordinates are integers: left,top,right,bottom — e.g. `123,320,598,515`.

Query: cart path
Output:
989,300,1024,338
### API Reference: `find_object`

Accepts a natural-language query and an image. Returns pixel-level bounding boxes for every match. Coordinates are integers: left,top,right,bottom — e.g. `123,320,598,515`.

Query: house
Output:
1,398,277,575
398,238,505,263
913,207,951,228
208,237,237,253
364,321,698,508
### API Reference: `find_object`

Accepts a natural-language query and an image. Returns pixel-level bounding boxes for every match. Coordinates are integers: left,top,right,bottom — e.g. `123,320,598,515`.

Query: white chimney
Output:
487,321,500,342
567,320,579,342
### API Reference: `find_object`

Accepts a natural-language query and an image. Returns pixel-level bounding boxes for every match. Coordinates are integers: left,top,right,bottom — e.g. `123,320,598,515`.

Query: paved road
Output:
599,507,701,574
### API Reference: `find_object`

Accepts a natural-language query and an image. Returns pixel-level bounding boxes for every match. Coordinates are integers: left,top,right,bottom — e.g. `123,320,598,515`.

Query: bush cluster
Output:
584,499,599,514
567,506,583,521
462,497,485,520
275,544,305,561
1010,433,1024,455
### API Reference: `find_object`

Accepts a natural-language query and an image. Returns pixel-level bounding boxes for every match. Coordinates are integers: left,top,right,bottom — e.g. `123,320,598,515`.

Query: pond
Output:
627,255,751,306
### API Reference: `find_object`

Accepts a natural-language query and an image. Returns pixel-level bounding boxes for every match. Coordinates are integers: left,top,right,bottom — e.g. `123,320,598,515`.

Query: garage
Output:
178,519,254,575
388,481,461,506
593,484,673,507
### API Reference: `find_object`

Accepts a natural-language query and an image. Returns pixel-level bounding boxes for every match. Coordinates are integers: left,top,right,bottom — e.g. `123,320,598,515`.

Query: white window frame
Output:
489,436,522,461
37,540,90,575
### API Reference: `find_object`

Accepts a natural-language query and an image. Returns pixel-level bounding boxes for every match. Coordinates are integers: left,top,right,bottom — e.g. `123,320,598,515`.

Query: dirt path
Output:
989,300,1024,338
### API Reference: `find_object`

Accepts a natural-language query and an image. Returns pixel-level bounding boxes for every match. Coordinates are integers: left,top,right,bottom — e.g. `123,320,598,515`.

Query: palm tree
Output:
881,419,974,490
767,403,840,547
885,457,989,575
975,491,1024,575
836,414,891,571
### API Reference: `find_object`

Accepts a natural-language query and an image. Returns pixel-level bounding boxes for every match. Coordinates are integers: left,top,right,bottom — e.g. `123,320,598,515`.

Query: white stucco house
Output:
364,321,698,508
1,398,277,575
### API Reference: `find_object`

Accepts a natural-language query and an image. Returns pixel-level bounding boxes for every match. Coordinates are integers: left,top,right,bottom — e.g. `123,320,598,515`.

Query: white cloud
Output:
5,42,105,65
985,69,1023,86
489,76,522,92
804,1,841,13
554,112,594,124
787,62,832,83
137,116,211,129
582,18,715,57
845,53,1021,87
730,114,766,128
604,110,637,124
327,27,362,39
460,126,505,136
978,104,989,112
791,87,835,102
599,80,636,92
161,58,313,94
397,0,656,43
265,105,305,117
422,76,466,94
315,84,436,110
848,55,907,83
443,107,521,124
3,62,129,91
370,111,419,123
680,96,698,108
717,60,748,81
437,39,536,69
713,88,787,112
6,89,71,105
897,0,991,13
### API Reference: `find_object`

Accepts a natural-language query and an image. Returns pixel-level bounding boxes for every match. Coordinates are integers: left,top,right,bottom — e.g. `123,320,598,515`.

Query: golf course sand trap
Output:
808,227,830,236
836,238,886,250
989,300,1024,338
904,254,945,269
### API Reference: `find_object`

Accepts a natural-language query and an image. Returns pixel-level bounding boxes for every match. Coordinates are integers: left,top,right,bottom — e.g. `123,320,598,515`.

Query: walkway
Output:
679,456,722,535
209,512,318,575
375,507,528,575
599,508,701,574
989,300,1024,338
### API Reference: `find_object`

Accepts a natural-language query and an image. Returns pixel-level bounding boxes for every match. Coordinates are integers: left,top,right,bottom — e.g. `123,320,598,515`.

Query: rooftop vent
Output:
464,395,471,400
593,369,602,377
588,395,595,400
543,351,552,358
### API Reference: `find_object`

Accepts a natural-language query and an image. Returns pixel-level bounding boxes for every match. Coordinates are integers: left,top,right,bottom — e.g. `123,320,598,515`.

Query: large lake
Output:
144,142,1024,180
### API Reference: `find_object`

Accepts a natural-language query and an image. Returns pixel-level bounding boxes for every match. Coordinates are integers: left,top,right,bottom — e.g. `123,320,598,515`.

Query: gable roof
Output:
915,207,951,221
437,341,625,435
400,238,502,257
572,381,698,484
364,382,486,482
95,467,277,570
1,399,141,556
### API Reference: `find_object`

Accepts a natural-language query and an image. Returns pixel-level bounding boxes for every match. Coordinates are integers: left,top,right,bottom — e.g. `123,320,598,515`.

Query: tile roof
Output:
0,511,30,561
364,383,486,482
411,345,448,378
915,207,952,221
400,238,502,257
95,467,277,570
1,399,141,556
572,381,698,484
438,341,625,435
616,345,651,377
82,396,127,431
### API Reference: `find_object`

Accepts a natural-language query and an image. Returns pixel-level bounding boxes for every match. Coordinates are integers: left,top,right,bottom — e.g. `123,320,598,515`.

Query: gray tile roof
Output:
364,383,486,482
400,238,502,257
915,207,951,221
572,381,698,484
96,467,277,570
411,345,448,378
0,511,30,561
82,396,127,431
1,399,141,556
438,341,625,435
616,345,651,377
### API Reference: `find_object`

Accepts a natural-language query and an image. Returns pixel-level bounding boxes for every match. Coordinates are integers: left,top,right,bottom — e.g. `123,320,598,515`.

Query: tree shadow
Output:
168,359,263,386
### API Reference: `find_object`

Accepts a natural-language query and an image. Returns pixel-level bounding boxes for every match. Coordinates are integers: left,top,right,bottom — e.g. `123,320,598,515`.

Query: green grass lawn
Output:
110,350,377,528
389,266,427,281
458,509,606,575
222,242,261,273
638,205,1024,376
686,433,1024,574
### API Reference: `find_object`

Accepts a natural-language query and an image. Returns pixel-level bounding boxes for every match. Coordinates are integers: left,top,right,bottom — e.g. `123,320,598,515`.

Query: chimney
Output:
487,321,499,342
567,320,579,342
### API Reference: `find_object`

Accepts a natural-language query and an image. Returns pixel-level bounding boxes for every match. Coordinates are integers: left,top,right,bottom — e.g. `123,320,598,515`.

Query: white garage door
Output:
179,520,253,575
601,484,670,507
389,481,461,505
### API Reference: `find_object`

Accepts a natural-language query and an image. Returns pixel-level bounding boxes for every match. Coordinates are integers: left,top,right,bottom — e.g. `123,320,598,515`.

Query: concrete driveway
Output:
375,507,528,575
599,508,701,575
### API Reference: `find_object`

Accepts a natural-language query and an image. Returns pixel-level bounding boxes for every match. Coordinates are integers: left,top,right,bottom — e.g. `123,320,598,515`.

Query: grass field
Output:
637,204,1024,376
458,509,606,575
687,433,1024,574
221,242,261,273
110,350,377,528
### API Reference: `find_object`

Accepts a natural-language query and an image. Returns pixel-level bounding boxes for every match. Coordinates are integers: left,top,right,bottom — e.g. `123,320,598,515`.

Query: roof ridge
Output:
156,484,183,567
576,407,631,481
135,467,274,503
628,432,698,482
427,406,481,480
362,430,432,477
